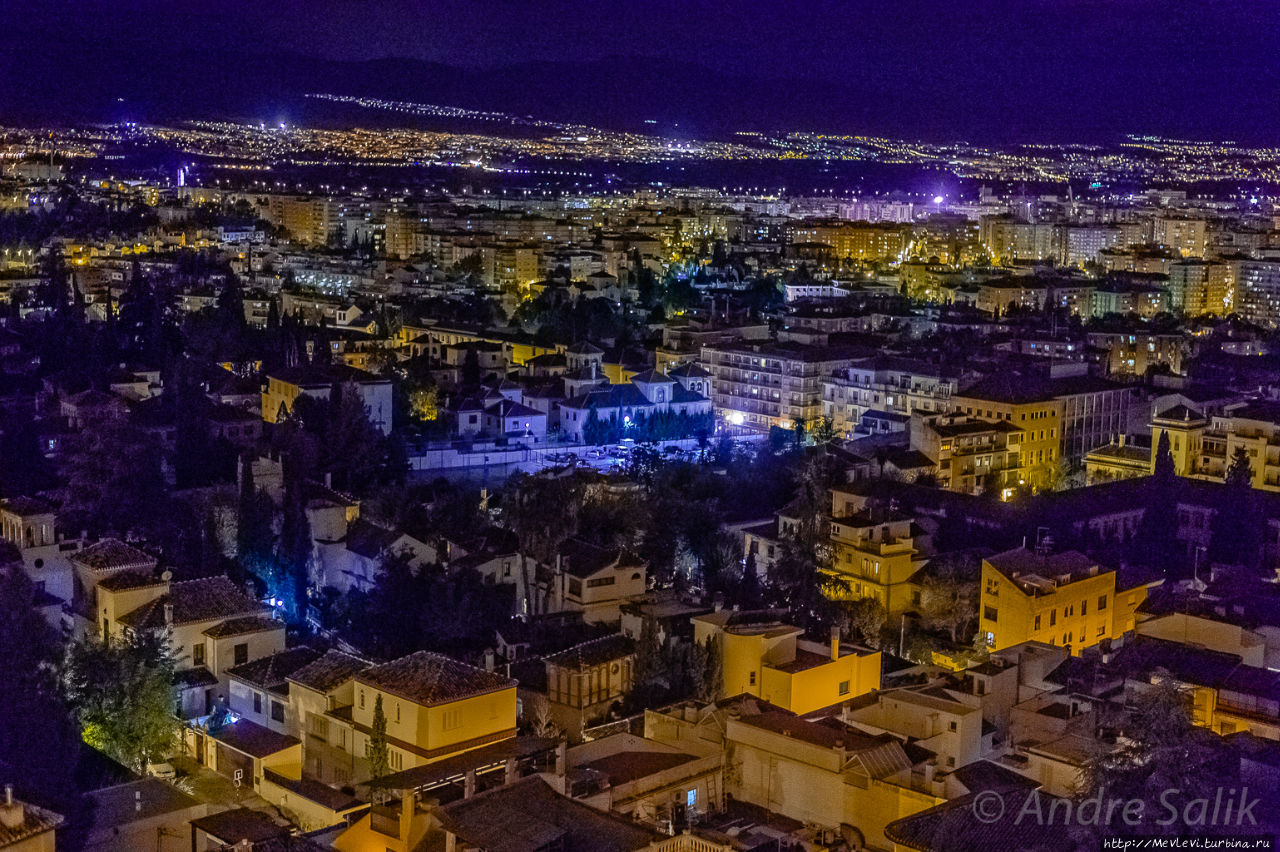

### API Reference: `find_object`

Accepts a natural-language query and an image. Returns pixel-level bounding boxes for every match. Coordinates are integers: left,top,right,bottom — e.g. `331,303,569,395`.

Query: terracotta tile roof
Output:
287,650,371,694
0,798,63,846
0,496,55,517
544,634,635,671
71,539,157,573
210,718,300,759
227,647,322,693
556,538,645,579
202,615,283,639
190,807,288,844
261,769,361,813
885,788,1077,852
357,651,515,708
173,667,219,689
438,775,658,852
97,569,165,592
117,576,266,630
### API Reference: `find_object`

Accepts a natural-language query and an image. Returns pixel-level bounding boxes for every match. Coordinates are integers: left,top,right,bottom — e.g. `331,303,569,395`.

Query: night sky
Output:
1,0,1278,142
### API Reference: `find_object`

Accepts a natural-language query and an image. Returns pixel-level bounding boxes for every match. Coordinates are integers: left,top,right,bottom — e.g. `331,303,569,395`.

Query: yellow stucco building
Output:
978,547,1158,655
692,611,880,714
827,490,925,616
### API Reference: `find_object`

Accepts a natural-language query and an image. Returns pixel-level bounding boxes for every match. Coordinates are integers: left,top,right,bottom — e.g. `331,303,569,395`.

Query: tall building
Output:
1152,216,1208,258
821,356,957,437
789,220,910,263
700,341,863,431
1235,260,1280,328
1167,259,1233,316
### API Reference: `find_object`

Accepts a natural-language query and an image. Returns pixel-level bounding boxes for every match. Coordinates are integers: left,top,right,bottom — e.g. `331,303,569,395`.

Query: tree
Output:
323,382,385,493
1079,677,1228,838
366,693,390,794
58,417,169,539
1210,445,1264,575
1152,430,1175,479
813,416,836,445
0,566,79,812
236,454,275,583
845,598,887,648
1225,445,1252,487
918,572,977,645
504,473,583,616
62,629,180,773
1129,432,1184,575
276,450,313,622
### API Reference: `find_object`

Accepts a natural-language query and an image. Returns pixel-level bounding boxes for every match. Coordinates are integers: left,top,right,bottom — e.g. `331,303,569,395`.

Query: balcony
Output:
370,803,401,838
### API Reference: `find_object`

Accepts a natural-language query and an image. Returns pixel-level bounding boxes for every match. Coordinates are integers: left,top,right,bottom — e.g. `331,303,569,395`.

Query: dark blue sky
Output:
2,0,1278,142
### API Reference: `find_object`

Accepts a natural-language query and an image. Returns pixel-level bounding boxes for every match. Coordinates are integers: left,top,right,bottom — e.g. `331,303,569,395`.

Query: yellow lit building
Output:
978,547,1158,655
351,651,518,776
826,490,925,616
788,219,909,263
951,384,1063,490
691,611,880,714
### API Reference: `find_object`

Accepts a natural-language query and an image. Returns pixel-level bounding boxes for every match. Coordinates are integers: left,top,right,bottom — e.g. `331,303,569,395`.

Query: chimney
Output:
830,625,840,661
482,649,495,672
504,756,518,785
163,603,173,626
324,471,332,489
555,741,567,777
0,786,22,830
463,769,476,799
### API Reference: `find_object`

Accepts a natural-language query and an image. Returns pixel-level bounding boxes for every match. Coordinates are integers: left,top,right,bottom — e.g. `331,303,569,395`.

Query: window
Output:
568,579,583,597
271,701,285,723
442,709,461,731
233,643,249,666
1098,595,1108,611
389,749,403,771
396,703,401,723
193,643,206,667
983,606,998,623
1034,614,1041,630
838,681,850,696
253,692,262,714
359,690,365,710
587,576,615,588
1081,600,1088,616
948,721,957,732
748,671,757,686
1049,609,1057,627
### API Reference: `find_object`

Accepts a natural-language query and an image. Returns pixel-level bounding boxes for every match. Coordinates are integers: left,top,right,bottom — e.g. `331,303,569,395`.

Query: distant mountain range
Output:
1,43,1274,145
0,47,845,138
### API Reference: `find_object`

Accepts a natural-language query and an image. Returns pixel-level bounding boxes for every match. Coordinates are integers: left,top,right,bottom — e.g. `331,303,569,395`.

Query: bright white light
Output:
933,195,944,204
727,412,744,426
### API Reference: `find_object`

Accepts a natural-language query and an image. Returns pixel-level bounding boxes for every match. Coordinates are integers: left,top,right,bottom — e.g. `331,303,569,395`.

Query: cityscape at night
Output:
2,2,1280,851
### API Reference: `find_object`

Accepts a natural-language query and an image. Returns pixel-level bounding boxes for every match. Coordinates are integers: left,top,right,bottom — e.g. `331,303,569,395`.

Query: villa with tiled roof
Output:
345,651,519,776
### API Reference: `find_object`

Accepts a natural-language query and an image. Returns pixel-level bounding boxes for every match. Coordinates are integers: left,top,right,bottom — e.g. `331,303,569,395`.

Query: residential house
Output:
691,611,880,714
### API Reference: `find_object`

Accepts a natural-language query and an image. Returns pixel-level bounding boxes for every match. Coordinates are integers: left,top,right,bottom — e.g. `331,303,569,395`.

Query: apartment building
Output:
978,547,1157,655
821,356,958,437
700,341,863,431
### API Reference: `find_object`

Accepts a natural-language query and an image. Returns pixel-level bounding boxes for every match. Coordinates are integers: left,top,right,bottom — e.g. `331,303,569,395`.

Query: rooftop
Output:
227,646,322,693
117,576,266,630
544,634,636,671
437,775,658,852
287,650,371,694
210,718,300,759
71,538,157,573
357,651,515,707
